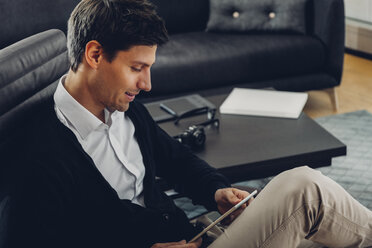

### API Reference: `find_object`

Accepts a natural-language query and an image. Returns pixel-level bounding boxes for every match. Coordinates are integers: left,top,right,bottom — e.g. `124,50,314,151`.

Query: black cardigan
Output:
8,98,230,248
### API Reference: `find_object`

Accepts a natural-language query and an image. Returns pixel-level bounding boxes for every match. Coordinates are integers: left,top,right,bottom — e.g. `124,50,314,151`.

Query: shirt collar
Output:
54,75,119,140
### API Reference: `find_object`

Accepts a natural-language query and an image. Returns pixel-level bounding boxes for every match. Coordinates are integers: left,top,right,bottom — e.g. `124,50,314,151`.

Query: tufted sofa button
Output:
269,12,276,19
232,11,240,19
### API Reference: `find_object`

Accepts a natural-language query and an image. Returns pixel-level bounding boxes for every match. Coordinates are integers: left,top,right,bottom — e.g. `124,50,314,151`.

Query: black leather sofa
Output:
147,0,345,101
0,0,345,246
0,0,345,100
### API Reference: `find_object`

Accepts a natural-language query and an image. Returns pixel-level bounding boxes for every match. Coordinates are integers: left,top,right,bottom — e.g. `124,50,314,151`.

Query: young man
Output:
8,0,372,247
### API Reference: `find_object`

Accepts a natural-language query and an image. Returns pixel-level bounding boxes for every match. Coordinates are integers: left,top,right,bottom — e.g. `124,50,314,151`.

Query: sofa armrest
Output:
312,0,345,85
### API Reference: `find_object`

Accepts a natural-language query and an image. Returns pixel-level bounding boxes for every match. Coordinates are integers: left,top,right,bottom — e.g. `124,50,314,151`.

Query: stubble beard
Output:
106,100,129,113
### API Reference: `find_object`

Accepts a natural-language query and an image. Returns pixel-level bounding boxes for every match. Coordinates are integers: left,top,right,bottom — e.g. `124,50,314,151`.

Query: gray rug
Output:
175,110,372,219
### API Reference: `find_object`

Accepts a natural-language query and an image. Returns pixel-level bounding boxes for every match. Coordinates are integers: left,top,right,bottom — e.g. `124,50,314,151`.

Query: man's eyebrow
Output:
131,61,151,67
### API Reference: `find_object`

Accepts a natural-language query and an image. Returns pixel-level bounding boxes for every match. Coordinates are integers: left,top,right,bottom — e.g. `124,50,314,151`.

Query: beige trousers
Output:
209,166,372,248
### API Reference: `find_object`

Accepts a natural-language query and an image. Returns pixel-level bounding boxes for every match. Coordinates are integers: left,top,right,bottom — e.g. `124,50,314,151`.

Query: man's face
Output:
90,45,156,112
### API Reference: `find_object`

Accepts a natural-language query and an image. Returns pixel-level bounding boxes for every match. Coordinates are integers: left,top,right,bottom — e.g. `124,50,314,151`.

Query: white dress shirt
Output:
53,75,146,207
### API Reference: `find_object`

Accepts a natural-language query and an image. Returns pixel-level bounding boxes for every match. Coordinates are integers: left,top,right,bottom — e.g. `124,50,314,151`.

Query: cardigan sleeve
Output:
8,158,80,248
154,125,230,210
8,157,156,247
134,102,231,210
8,101,209,247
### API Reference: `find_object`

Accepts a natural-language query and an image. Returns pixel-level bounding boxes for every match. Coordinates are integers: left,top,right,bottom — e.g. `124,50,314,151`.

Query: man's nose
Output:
138,70,151,92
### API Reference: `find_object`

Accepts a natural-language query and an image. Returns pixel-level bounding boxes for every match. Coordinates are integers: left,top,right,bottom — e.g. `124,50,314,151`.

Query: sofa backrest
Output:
0,0,80,49
150,0,210,34
0,0,209,49
0,29,69,206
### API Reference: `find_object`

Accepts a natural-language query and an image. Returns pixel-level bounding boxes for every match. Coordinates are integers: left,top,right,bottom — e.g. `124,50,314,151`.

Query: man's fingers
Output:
169,238,201,248
231,188,255,207
151,240,187,248
232,188,250,199
216,188,255,215
191,237,202,247
151,239,203,248
226,190,241,204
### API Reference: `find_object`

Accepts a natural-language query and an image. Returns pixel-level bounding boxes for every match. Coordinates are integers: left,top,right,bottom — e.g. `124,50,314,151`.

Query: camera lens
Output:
193,129,206,147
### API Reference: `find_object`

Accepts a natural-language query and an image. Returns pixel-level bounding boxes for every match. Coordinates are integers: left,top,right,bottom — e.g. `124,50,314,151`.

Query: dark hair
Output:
67,0,168,72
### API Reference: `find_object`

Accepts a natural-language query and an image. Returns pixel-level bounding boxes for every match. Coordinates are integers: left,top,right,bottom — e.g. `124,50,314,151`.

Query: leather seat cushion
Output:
150,32,326,96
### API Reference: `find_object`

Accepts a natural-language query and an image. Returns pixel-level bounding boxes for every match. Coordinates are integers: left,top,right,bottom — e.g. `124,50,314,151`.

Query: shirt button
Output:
269,12,276,19
162,213,170,221
232,11,240,19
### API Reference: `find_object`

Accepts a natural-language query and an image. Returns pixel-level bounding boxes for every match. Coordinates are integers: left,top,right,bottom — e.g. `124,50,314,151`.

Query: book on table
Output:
219,88,308,119
144,94,216,123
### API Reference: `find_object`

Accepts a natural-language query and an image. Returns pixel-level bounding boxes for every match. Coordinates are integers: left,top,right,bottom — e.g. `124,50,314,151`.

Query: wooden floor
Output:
304,53,372,118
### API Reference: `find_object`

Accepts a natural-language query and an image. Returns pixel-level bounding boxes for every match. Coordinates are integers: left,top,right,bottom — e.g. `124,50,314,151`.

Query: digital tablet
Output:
189,190,257,243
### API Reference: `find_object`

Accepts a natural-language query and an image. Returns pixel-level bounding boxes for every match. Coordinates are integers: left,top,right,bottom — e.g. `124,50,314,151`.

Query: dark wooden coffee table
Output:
154,94,346,183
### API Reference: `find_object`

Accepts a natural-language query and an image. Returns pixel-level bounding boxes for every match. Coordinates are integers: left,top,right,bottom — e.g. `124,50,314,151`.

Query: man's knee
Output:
278,166,320,182
274,166,323,198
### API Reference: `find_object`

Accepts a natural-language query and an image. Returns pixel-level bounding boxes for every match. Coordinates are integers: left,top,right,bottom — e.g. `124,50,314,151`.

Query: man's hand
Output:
214,188,254,224
151,238,202,248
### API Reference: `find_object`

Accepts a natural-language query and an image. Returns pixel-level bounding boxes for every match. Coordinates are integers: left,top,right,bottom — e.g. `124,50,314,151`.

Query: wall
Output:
344,0,372,55
345,0,372,23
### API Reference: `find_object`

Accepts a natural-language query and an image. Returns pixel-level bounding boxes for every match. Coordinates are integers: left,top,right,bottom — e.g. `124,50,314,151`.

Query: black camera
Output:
174,125,206,151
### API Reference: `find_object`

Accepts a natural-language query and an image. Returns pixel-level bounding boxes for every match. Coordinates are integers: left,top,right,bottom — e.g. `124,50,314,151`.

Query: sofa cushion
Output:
150,32,325,96
207,0,307,34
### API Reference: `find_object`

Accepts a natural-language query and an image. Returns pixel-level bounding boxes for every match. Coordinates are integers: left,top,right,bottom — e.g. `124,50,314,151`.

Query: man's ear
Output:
84,40,104,69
